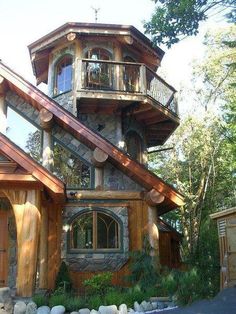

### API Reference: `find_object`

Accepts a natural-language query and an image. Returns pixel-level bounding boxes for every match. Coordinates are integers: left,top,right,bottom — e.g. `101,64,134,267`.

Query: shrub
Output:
49,294,68,308
83,272,113,297
123,286,147,308
103,290,126,306
55,261,72,293
64,296,85,312
161,270,179,297
87,295,101,310
32,294,48,307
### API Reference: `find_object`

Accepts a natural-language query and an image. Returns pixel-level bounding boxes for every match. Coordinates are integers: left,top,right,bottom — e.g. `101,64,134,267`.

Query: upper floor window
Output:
85,48,112,90
126,131,143,163
70,210,120,251
53,140,92,189
54,55,73,95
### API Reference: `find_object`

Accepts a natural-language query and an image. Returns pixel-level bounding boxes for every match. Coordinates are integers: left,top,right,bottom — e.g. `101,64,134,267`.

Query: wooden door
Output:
227,218,236,281
0,210,8,287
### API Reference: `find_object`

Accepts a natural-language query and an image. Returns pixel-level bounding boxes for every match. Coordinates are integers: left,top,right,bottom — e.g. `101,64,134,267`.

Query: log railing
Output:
80,59,178,115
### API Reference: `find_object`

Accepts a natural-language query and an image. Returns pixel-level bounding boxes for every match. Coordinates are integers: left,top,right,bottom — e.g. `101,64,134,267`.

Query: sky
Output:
0,0,225,112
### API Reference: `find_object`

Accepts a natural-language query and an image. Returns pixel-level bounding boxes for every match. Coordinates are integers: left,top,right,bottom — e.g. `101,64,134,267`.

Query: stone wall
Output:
62,204,129,271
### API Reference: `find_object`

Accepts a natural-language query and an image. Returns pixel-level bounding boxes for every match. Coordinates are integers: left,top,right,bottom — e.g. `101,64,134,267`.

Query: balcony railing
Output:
80,59,178,115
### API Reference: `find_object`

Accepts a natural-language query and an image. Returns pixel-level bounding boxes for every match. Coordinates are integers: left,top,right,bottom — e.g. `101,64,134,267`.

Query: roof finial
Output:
91,6,100,23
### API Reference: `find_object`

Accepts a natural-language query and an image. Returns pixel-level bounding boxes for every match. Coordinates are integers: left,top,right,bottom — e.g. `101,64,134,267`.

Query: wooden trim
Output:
0,174,37,182
0,62,184,209
210,207,236,220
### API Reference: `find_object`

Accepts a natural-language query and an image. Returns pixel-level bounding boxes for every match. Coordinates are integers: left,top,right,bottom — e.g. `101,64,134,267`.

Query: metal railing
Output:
80,59,178,115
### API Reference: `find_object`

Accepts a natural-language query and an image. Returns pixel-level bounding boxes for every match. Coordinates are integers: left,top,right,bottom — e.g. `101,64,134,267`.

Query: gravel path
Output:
152,286,236,314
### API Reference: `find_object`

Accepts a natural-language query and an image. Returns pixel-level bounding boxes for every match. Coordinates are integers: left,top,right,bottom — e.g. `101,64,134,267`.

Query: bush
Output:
87,295,101,310
64,296,85,312
103,289,126,306
83,272,113,297
55,261,72,293
49,294,68,308
32,294,48,307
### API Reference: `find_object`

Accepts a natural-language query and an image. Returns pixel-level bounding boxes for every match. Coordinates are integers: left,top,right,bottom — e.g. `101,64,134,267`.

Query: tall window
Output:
53,141,91,189
54,55,72,95
70,211,120,251
126,131,143,162
85,48,112,89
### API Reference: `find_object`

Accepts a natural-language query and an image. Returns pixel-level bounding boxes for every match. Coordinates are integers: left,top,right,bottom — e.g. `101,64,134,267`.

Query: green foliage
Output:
144,0,236,47
126,236,159,290
32,294,48,307
103,290,126,307
64,296,86,312
55,262,72,293
49,294,68,308
86,295,102,310
83,272,113,297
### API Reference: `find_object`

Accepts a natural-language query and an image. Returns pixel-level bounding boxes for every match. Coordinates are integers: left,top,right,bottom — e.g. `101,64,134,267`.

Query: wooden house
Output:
210,207,236,289
0,22,184,297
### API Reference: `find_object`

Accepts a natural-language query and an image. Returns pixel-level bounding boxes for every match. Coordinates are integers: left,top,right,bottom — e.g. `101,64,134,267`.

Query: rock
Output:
133,302,144,313
151,302,157,310
78,309,90,314
140,301,152,311
118,304,127,314
157,302,165,310
37,306,50,314
127,310,134,314
4,301,13,314
0,289,11,304
26,302,37,314
70,312,79,314
98,305,118,314
14,301,27,314
90,311,99,314
50,306,65,314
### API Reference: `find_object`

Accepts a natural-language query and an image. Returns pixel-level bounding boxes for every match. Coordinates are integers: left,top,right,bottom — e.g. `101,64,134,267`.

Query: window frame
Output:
54,54,73,96
68,208,123,253
52,137,94,189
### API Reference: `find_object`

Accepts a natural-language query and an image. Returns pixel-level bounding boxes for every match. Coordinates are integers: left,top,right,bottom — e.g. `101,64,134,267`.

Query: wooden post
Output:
39,203,48,289
0,76,7,135
3,189,41,297
114,42,123,90
40,109,54,170
140,65,147,95
75,39,83,114
147,205,159,258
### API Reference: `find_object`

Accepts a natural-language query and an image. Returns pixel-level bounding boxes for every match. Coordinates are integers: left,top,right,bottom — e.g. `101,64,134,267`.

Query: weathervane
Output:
91,6,100,23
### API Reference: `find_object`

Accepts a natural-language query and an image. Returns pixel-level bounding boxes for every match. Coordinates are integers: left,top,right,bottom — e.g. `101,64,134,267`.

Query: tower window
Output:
54,55,73,95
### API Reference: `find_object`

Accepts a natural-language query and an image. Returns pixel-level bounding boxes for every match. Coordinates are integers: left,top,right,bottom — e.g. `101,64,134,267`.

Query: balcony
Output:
76,59,180,146
78,59,178,116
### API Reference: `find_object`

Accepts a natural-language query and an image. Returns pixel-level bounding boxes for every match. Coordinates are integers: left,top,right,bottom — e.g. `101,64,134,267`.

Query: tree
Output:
144,0,236,47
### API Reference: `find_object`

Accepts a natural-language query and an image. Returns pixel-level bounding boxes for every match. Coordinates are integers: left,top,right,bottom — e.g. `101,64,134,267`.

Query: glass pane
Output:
71,213,93,249
6,107,42,163
97,212,119,249
56,56,72,94
53,141,91,188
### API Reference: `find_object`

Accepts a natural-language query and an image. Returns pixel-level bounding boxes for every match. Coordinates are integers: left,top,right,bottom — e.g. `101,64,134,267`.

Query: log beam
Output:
67,190,144,200
0,93,7,134
145,189,165,206
39,108,54,130
91,147,108,168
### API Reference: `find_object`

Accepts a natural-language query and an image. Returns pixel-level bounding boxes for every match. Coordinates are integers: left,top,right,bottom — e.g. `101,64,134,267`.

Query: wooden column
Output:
39,203,48,289
75,38,83,115
0,76,7,135
114,42,123,90
40,109,54,170
91,148,108,190
3,189,41,297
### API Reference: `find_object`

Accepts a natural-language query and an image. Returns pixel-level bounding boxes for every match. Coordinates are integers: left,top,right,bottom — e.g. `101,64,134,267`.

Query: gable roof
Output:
0,61,184,214
0,132,65,202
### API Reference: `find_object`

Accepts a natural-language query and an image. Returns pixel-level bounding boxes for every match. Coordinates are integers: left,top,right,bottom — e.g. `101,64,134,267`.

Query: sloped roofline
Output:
0,61,184,211
0,132,65,202
210,207,236,220
28,22,165,59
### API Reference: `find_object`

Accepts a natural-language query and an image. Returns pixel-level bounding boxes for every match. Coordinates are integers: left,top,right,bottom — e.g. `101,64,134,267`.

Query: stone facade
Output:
53,92,74,114
61,204,129,271
7,213,17,289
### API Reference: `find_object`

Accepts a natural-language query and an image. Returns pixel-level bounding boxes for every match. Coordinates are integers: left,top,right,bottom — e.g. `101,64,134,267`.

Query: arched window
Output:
85,48,112,89
54,55,73,95
70,211,120,251
126,131,143,162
